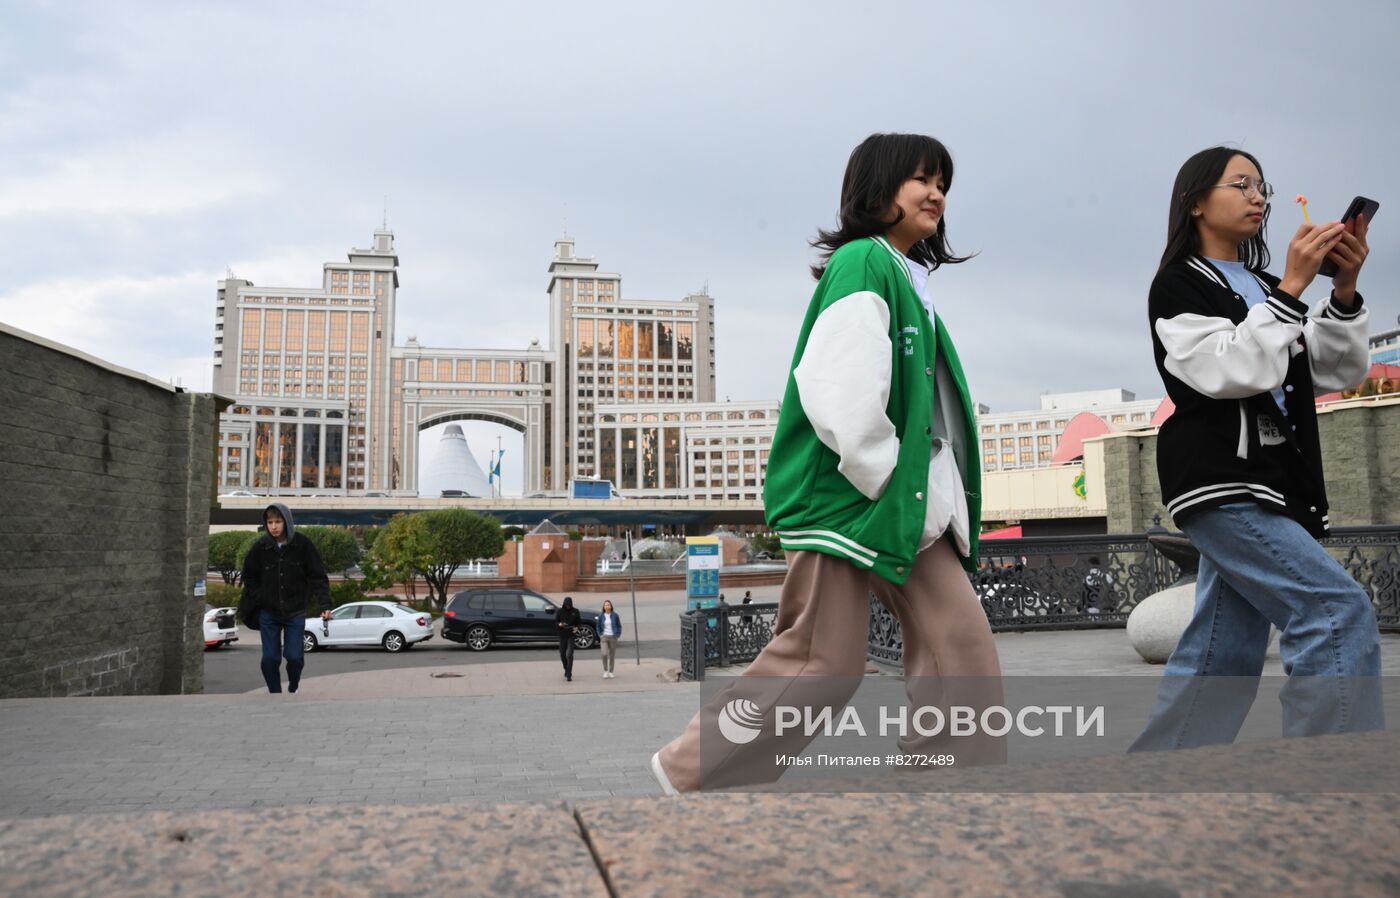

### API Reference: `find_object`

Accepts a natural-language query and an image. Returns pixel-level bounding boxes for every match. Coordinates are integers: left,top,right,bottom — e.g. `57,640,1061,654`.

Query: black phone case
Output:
1319,196,1379,278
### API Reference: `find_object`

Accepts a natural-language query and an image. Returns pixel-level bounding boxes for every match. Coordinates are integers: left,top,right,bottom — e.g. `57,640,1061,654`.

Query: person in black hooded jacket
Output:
555,596,581,682
239,503,332,694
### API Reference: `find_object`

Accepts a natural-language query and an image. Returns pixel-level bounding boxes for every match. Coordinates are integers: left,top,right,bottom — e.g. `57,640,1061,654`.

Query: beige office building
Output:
213,229,400,492
593,400,779,500
976,389,1161,473
213,232,730,498
547,237,716,489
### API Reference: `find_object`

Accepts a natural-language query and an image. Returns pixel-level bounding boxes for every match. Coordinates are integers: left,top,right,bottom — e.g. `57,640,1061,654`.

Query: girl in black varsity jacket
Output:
1133,146,1382,752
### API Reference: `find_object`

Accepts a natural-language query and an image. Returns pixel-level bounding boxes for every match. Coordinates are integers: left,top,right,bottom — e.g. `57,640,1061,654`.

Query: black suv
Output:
442,588,599,652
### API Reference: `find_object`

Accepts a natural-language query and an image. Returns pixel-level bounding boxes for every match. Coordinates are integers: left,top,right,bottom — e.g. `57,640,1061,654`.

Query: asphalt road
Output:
202,631,684,693
201,585,738,693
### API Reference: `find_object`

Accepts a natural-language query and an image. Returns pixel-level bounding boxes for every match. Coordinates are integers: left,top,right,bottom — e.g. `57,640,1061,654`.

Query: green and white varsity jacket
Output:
763,236,981,585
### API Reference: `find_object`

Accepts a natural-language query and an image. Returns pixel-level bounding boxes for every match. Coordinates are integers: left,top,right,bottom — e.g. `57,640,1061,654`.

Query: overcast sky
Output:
3,1,1397,494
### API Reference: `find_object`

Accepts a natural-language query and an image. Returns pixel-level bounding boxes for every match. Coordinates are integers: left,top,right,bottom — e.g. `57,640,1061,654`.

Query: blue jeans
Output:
259,612,306,693
1131,501,1383,751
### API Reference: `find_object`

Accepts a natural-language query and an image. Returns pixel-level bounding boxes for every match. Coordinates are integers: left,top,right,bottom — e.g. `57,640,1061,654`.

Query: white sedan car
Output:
203,604,239,649
303,601,435,653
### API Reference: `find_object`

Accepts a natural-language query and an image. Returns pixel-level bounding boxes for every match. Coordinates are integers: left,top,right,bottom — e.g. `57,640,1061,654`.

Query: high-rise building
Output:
213,228,399,492
546,237,716,489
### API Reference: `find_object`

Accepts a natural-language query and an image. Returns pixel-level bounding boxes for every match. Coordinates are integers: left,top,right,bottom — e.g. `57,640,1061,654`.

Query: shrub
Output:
299,525,362,574
330,580,367,607
202,582,243,610
208,531,259,585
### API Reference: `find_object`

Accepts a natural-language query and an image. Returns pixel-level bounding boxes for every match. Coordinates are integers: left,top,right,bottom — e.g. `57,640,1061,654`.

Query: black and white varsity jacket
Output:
1148,255,1370,536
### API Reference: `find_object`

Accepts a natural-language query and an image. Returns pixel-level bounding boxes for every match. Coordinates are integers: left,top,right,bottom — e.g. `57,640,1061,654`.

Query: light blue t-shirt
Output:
1208,258,1288,414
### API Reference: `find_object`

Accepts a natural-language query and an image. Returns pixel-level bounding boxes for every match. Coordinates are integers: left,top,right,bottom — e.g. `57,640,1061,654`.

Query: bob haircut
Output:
1160,145,1271,272
811,133,971,279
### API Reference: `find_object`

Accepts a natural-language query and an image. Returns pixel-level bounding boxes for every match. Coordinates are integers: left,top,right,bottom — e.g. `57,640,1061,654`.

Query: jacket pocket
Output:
1235,400,1249,460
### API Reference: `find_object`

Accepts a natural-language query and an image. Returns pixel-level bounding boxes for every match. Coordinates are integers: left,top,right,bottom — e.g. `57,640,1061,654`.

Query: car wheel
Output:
303,632,318,653
382,631,406,653
573,628,597,650
465,625,492,652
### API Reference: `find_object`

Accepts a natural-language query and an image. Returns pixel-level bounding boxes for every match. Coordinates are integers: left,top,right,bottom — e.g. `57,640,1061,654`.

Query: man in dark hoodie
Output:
555,596,581,682
239,503,332,694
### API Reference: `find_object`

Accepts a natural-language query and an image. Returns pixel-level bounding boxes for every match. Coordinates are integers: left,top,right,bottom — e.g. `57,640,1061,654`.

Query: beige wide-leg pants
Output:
657,538,1005,791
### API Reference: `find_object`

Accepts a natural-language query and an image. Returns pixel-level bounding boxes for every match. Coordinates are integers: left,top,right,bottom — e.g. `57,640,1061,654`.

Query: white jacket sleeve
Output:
1154,301,1304,399
793,291,898,501
1305,294,1371,394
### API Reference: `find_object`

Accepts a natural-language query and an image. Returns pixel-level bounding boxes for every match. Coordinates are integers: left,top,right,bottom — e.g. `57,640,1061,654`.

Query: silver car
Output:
303,601,435,653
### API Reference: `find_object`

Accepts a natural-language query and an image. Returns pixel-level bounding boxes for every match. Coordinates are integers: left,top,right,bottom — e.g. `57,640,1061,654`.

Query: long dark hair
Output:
811,133,972,279
1160,146,1271,271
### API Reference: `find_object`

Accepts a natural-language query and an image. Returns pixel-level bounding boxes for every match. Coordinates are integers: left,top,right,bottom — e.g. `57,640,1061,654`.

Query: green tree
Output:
366,513,430,601
417,508,506,608
208,531,259,585
298,525,362,575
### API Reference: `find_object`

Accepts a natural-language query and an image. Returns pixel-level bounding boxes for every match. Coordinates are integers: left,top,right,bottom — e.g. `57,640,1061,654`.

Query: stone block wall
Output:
0,325,221,697
1101,398,1400,532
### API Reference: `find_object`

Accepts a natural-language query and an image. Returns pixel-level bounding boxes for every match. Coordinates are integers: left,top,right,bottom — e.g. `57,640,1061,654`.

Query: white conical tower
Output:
418,424,492,497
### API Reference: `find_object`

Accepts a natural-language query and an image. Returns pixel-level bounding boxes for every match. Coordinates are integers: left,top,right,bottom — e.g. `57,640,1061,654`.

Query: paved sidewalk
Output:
0,690,696,819
3,631,1397,821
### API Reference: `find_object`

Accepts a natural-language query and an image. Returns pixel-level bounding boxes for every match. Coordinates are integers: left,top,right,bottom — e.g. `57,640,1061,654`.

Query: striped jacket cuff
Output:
1322,291,1364,320
1264,288,1307,325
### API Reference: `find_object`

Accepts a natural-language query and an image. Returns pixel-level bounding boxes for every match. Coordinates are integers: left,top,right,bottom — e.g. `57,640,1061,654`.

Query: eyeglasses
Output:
1213,177,1274,201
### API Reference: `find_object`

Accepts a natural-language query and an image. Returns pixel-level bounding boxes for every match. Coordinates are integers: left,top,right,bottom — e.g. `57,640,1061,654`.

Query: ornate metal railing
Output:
679,602,779,681
1327,525,1400,629
869,525,1400,664
681,526,1399,677
867,531,1180,664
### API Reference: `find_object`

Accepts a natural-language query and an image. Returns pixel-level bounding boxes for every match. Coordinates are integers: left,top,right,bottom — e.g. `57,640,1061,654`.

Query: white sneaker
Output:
608,671,615,678
603,672,609,679
650,751,679,796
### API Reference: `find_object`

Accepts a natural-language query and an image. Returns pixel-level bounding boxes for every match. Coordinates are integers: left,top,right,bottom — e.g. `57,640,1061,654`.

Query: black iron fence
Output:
679,601,780,682
679,525,1400,679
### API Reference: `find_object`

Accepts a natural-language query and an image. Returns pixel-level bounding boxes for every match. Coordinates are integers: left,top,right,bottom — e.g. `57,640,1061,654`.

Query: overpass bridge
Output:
211,496,767,530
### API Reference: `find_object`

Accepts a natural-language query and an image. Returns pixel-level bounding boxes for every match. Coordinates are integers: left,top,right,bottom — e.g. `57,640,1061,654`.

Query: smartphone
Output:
1319,195,1380,277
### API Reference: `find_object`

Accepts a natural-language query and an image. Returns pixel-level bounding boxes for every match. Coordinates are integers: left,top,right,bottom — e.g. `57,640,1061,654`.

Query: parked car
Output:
440,489,469,498
203,603,238,649
303,601,435,653
442,589,598,652
220,490,256,498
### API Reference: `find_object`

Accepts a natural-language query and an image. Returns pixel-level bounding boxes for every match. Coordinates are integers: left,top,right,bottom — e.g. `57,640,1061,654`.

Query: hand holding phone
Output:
1319,196,1379,278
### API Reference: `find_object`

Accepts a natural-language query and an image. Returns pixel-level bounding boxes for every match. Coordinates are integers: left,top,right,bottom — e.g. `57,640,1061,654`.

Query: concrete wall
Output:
1095,397,1400,532
0,324,223,697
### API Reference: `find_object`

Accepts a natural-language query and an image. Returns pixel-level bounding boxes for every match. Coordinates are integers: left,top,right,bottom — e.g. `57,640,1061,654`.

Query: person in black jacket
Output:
239,503,332,694
1132,146,1382,751
555,596,581,682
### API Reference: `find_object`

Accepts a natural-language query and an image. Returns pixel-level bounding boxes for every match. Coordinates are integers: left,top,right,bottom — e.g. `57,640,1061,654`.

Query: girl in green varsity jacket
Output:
652,134,1004,795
